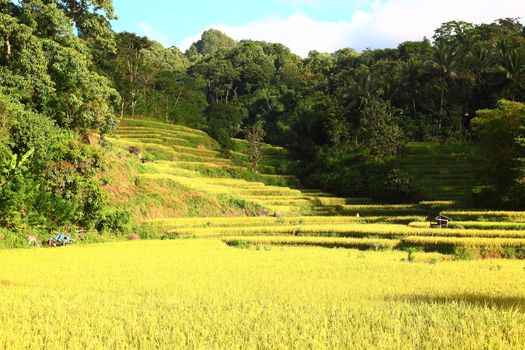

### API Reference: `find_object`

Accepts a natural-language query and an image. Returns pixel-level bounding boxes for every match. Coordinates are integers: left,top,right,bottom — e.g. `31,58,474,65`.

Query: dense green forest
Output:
1,0,524,236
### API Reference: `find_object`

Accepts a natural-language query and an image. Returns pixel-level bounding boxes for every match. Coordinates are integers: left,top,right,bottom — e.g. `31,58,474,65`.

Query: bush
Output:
206,102,246,149
9,111,70,163
226,239,248,249
454,247,477,260
133,225,163,240
96,209,132,234
369,167,421,203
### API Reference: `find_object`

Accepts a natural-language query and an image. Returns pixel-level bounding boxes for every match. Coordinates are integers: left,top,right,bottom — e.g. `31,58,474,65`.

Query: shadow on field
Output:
389,294,525,310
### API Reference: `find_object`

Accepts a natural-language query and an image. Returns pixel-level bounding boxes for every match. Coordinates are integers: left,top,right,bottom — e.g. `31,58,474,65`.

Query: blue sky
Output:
111,0,525,56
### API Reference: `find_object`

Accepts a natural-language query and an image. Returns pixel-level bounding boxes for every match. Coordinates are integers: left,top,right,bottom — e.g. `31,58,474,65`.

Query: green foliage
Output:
96,209,132,234
226,239,248,249
216,194,265,216
472,100,525,208
453,247,476,260
2,2,525,239
245,121,266,173
370,168,421,203
404,247,418,262
1,1,119,132
206,102,246,149
187,29,238,58
359,96,405,158
0,1,118,235
104,19,525,204
9,110,70,162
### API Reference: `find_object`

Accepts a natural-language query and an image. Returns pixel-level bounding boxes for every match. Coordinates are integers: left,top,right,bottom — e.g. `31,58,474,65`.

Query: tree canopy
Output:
1,0,525,237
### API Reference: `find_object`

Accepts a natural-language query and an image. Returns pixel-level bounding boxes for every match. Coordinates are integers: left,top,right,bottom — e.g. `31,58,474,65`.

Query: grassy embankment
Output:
99,118,525,259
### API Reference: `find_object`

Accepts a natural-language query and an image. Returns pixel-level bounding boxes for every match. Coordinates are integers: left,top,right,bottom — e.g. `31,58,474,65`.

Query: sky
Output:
111,0,525,57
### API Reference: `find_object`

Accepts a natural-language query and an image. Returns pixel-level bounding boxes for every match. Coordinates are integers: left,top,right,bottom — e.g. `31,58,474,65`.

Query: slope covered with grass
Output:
397,142,479,202
96,118,525,260
104,118,349,219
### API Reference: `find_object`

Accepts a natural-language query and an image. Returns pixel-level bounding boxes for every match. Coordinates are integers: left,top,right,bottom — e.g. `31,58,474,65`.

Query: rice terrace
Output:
1,0,525,349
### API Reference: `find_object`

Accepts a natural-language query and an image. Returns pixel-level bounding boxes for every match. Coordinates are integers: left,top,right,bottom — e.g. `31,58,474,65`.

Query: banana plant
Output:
0,148,34,189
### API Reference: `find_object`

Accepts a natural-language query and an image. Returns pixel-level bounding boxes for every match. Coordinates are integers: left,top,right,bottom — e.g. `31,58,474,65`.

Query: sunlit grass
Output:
0,240,523,349
167,223,525,239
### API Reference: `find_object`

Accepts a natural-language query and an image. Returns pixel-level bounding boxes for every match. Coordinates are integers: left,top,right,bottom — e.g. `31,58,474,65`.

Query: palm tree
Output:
431,41,459,131
400,58,424,116
497,40,525,101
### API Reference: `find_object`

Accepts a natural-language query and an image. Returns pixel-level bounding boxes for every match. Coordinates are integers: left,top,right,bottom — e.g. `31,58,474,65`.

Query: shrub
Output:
96,209,132,234
127,233,140,241
206,102,246,149
226,239,248,249
132,225,163,240
9,111,70,163
454,247,477,260
404,247,418,262
369,167,421,203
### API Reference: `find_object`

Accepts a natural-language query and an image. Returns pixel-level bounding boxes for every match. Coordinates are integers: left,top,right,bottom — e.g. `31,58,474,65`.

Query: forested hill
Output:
1,1,525,239
104,20,525,206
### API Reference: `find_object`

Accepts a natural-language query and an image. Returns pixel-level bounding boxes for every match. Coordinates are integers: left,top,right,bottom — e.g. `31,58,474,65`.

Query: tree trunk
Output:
130,92,137,117
170,88,184,122
3,34,11,64
411,92,417,116
439,78,445,131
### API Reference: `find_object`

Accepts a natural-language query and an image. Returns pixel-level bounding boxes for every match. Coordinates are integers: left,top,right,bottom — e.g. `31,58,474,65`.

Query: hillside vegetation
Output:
104,118,344,219
98,118,525,260
1,1,524,240
397,142,479,202
1,2,525,348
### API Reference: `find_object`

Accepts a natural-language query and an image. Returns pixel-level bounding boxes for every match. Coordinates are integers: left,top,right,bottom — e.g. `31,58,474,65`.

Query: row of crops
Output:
146,213,525,259
114,119,525,259
110,118,344,216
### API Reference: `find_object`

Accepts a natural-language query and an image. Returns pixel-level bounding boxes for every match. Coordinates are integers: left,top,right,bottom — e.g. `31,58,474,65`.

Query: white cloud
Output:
180,13,365,57
353,0,525,49
179,0,525,56
137,22,170,47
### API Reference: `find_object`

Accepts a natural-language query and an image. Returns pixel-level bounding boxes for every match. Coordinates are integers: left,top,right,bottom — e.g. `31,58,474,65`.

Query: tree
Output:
400,58,424,116
0,0,119,132
359,96,405,158
472,100,525,208
206,102,246,148
245,121,266,173
0,1,118,232
114,32,152,116
431,40,459,132
56,0,117,66
187,29,237,58
497,42,525,101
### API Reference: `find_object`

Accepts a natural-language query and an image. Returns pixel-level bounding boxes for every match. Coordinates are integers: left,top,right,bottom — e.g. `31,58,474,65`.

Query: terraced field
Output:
108,118,342,217
397,142,479,202
2,118,524,348
109,118,525,260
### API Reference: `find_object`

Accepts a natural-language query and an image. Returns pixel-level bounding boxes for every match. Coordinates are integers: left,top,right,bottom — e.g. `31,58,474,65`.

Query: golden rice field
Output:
1,239,525,349
2,118,525,348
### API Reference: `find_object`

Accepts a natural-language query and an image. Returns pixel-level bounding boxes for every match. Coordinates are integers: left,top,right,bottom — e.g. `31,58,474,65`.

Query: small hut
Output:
426,213,451,228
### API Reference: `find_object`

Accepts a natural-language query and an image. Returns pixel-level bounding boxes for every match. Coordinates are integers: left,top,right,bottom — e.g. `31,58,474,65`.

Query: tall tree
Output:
473,100,525,208
114,32,152,116
431,40,459,132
